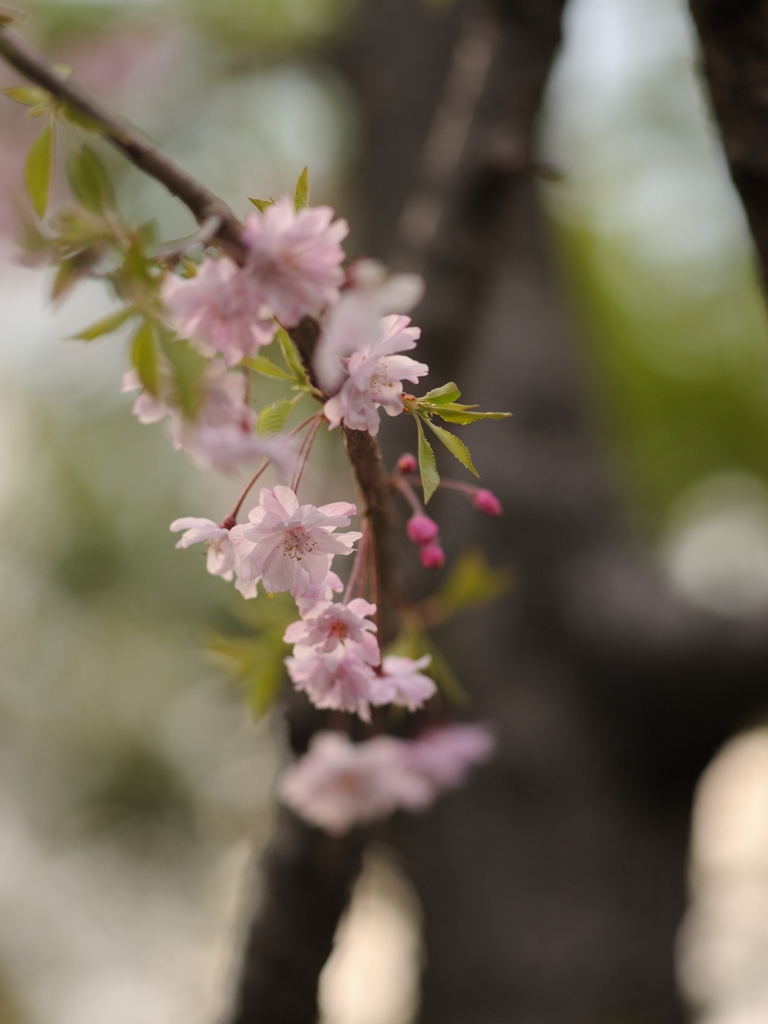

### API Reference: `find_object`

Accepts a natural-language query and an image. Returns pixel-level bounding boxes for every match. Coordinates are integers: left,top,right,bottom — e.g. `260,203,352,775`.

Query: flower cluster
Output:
284,599,436,721
280,724,495,834
123,359,291,475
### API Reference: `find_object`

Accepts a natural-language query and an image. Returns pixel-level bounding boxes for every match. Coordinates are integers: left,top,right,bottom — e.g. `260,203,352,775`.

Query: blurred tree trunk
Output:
344,1,768,1022
229,2,768,1022
688,1,768,282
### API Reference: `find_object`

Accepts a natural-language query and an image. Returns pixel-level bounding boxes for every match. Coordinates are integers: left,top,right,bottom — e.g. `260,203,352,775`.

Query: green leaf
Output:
51,253,100,301
429,549,512,622
72,306,137,341
242,353,295,382
130,320,159,395
258,398,295,435
276,327,311,388
294,166,309,212
2,85,48,107
432,405,511,425
209,637,286,719
422,382,460,404
425,418,479,476
67,145,115,213
159,333,206,418
58,101,101,132
248,197,274,213
416,416,440,503
25,121,53,218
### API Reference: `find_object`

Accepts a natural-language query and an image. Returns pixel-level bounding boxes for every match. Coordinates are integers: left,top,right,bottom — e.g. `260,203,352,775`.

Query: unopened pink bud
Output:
221,514,237,531
407,514,439,545
419,542,445,570
397,453,418,474
473,489,503,517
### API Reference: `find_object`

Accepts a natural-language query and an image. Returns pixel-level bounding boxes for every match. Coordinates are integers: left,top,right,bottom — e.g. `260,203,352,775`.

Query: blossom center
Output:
280,527,316,560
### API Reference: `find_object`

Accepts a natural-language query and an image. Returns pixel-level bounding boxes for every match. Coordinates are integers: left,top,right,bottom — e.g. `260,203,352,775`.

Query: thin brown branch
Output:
0,26,247,260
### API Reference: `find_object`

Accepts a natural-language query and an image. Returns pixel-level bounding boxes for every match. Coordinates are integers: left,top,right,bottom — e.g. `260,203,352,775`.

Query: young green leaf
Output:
294,166,309,212
248,197,274,213
67,145,115,213
242,353,295,382
426,418,479,476
25,121,53,218
58,101,101,132
258,398,295,435
416,416,440,503
421,382,461,404
159,332,206,418
2,85,48,107
276,327,311,389
209,636,286,719
72,306,137,341
130,319,159,395
430,404,511,425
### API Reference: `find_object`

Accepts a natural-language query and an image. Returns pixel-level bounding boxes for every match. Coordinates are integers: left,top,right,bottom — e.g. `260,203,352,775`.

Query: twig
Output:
0,26,247,261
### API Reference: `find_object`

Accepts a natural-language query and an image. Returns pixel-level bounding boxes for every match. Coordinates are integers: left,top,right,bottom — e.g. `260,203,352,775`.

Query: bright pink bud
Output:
473,489,503,516
397,453,418,474
407,514,439,545
419,542,446,570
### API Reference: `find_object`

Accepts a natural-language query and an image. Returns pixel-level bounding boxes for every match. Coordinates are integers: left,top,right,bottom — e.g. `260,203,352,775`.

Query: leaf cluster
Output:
208,593,296,718
405,383,510,501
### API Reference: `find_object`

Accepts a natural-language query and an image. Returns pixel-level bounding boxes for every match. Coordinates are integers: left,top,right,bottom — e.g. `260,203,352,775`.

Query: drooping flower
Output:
123,360,290,475
169,515,261,596
169,517,237,579
284,598,379,664
369,654,436,711
294,570,344,616
280,722,494,835
286,647,377,721
162,257,275,366
279,731,433,835
403,722,496,789
314,263,424,393
229,485,361,596
241,197,348,325
322,315,429,435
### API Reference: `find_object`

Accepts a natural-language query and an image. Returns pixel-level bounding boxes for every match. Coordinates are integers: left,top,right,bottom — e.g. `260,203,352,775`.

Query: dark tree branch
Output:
688,0,768,281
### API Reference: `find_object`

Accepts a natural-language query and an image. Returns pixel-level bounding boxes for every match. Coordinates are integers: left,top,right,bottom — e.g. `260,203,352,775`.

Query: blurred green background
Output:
1,0,768,1022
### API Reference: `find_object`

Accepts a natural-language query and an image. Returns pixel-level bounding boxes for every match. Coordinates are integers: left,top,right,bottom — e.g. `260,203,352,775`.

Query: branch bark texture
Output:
688,0,768,279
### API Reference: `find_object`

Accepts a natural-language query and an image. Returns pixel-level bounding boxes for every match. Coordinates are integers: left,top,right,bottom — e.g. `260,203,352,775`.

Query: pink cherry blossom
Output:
279,731,433,834
229,486,361,596
404,723,496,789
241,197,348,326
419,542,446,569
407,514,439,545
169,515,261,596
322,315,429,435
369,654,436,711
473,488,503,516
284,598,379,664
170,517,237,579
123,360,289,475
286,647,377,721
313,265,424,393
294,570,344,616
162,257,275,366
